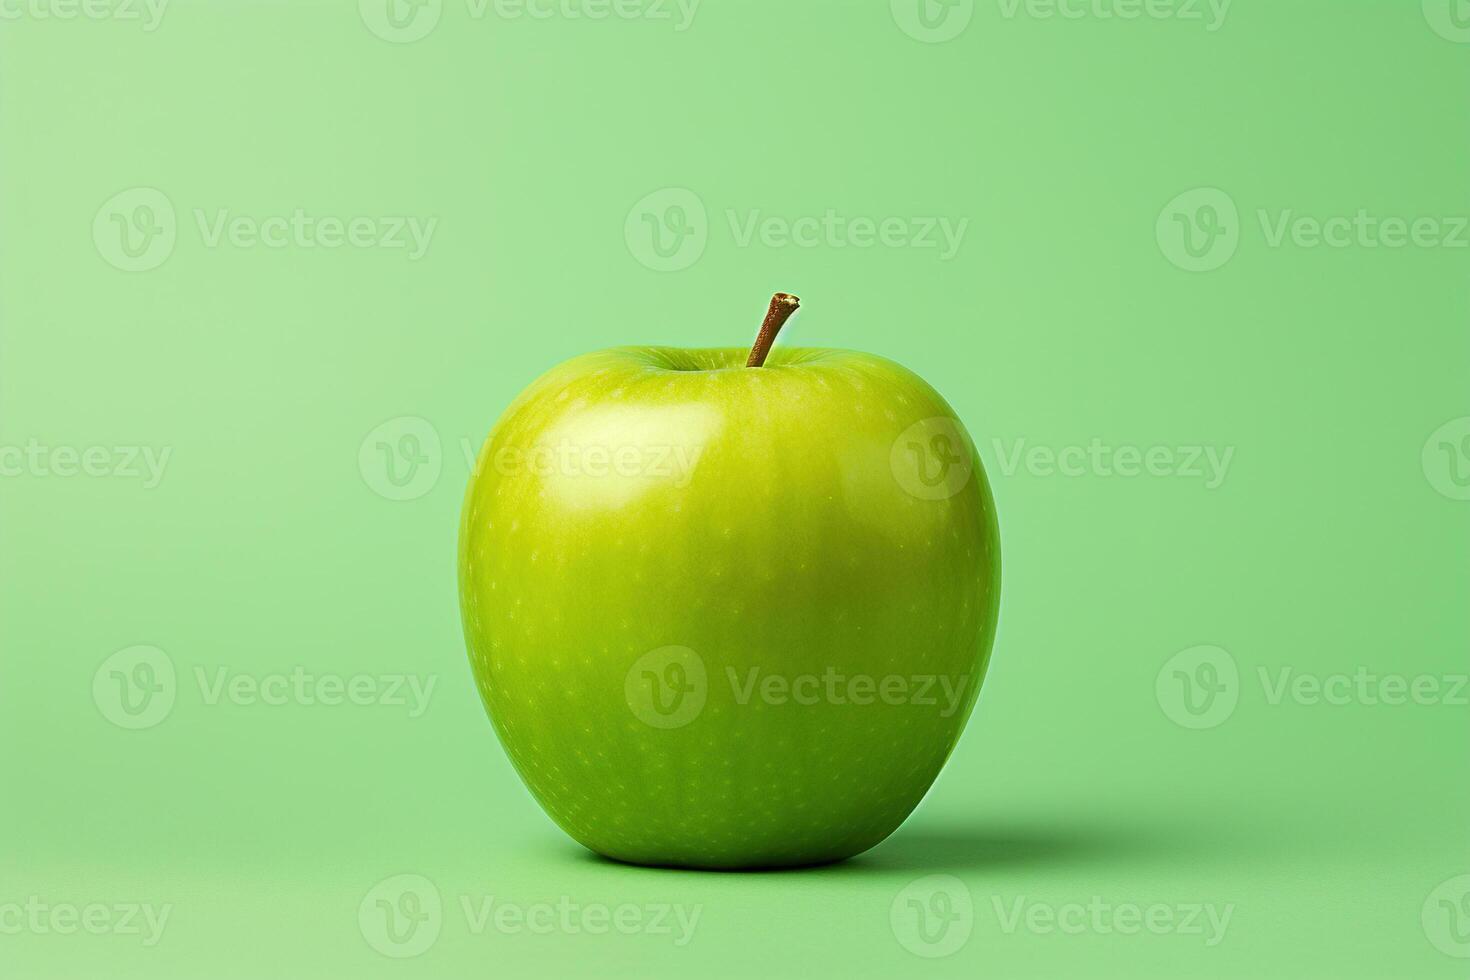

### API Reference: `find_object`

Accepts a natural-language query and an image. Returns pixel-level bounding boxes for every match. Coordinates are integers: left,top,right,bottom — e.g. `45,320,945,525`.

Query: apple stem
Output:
745,293,801,367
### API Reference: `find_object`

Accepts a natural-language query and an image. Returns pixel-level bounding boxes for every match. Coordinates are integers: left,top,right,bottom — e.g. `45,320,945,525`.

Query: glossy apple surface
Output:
459,345,1000,868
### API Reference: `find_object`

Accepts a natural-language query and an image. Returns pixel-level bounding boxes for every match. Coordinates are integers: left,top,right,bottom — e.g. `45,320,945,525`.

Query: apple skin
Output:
459,346,1000,869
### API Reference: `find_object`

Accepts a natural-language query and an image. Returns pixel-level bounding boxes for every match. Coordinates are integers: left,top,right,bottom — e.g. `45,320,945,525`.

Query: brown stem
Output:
745,292,801,367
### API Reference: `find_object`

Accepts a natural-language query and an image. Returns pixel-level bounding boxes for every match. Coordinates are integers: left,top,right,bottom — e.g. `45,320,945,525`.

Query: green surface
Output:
1,0,1467,976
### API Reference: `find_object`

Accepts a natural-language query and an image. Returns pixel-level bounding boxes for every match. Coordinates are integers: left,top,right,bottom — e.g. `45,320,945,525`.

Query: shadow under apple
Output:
567,818,1188,877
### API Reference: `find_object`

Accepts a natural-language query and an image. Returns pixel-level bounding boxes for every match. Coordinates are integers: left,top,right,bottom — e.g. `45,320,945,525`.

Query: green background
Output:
2,0,1467,976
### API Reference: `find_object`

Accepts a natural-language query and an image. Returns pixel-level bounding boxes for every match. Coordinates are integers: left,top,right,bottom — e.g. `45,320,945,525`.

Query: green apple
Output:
459,294,1000,869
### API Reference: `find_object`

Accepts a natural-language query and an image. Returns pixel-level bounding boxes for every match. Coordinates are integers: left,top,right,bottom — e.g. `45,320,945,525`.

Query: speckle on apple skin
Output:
458,346,1000,870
